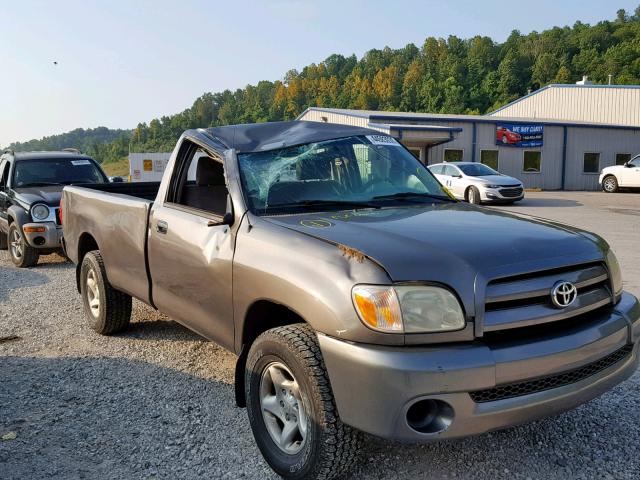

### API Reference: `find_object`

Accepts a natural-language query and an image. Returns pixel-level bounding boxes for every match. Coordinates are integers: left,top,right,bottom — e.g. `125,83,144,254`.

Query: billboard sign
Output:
495,123,543,148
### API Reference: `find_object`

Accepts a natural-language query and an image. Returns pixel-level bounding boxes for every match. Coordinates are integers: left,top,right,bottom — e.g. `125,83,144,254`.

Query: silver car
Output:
429,161,524,204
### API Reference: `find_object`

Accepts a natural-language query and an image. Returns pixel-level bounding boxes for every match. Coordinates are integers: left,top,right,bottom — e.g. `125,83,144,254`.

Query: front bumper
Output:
481,187,524,203
319,292,640,442
22,222,63,249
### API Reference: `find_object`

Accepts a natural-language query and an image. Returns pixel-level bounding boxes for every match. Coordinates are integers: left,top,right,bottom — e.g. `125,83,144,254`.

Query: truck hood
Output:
13,186,63,207
263,204,606,315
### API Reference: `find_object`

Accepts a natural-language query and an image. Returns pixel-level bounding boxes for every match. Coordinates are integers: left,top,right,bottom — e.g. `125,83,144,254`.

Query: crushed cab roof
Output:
202,120,379,153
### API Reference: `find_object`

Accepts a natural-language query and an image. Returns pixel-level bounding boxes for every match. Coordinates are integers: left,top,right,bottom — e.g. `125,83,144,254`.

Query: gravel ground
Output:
1,191,639,480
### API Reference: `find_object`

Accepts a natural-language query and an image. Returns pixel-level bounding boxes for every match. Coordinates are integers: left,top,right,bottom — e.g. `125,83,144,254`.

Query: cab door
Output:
0,160,11,230
624,156,640,187
147,140,235,350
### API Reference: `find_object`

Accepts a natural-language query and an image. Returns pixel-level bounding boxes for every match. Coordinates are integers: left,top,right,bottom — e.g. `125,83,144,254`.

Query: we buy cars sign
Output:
495,123,544,148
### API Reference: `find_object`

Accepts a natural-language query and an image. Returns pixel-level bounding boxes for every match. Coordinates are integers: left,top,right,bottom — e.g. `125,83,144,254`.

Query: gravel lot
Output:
1,191,639,480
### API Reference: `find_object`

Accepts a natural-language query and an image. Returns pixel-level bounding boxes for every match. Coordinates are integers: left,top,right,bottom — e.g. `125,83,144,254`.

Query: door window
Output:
444,165,460,177
629,156,640,168
430,165,444,175
167,142,228,217
0,160,8,187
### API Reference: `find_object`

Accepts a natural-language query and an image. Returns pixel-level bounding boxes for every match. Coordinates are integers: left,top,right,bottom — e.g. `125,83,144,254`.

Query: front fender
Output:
232,215,399,353
7,205,30,227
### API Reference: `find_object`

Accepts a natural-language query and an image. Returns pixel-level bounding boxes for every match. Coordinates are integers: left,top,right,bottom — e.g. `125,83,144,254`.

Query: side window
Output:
444,165,459,176
168,142,228,217
0,160,8,187
430,165,444,175
629,156,640,168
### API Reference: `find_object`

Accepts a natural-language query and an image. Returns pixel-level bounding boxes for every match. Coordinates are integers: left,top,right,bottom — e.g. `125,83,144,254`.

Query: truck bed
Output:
62,183,160,304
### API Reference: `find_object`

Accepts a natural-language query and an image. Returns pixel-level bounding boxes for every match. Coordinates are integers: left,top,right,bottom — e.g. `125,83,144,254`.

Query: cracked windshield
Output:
238,134,453,214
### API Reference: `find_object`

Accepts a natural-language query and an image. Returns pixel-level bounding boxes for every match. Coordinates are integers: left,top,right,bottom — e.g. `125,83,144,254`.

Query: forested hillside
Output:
5,127,131,164
6,8,640,164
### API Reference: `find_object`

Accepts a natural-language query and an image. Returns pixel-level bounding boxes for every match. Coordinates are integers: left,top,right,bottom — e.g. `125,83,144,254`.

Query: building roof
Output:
300,107,640,131
203,120,378,153
489,84,640,127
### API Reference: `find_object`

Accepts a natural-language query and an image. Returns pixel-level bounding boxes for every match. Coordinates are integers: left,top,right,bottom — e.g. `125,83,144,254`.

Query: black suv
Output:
0,150,110,267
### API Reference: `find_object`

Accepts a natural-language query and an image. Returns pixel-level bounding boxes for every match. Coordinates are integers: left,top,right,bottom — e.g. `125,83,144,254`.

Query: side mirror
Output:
207,212,234,227
625,163,633,168
110,176,124,182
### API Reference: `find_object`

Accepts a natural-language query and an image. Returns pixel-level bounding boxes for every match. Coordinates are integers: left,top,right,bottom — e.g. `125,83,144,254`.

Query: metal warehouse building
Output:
298,84,640,191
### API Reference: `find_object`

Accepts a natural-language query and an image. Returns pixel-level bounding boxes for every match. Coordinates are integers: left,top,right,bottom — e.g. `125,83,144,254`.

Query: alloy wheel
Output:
259,361,309,454
10,229,23,260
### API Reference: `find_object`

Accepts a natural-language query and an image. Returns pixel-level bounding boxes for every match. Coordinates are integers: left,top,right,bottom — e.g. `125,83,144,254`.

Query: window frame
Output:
522,150,542,174
164,139,229,221
480,149,499,171
443,148,464,163
582,152,601,175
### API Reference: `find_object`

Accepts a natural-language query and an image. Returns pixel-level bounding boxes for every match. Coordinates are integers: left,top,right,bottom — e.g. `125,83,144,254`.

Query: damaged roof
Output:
202,120,378,153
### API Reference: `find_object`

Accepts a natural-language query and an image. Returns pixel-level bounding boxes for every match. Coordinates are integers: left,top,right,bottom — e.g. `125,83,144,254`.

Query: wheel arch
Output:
234,299,307,408
75,232,100,292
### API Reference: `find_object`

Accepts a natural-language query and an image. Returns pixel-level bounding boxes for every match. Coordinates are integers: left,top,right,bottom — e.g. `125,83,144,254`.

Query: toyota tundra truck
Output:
61,121,640,480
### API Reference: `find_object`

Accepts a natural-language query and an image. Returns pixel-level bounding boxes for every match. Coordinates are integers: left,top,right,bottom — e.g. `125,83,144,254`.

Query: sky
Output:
1,0,638,146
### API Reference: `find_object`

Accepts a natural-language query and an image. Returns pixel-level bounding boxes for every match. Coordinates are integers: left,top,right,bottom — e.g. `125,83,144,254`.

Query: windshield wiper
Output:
268,199,381,210
373,192,456,202
16,182,64,187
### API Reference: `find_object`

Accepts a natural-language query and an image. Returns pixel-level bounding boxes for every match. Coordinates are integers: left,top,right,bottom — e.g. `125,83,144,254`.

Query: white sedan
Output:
600,155,640,192
428,162,524,205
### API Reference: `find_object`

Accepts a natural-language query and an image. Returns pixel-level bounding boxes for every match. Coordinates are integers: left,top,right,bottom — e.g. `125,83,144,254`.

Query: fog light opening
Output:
406,399,454,434
33,236,46,246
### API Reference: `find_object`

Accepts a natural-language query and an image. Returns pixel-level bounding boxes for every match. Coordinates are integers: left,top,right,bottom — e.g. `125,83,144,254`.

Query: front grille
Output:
499,187,523,197
483,262,611,333
54,208,61,225
469,344,633,403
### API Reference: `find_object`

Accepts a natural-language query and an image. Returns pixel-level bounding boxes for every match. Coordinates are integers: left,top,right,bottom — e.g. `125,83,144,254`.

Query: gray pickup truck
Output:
61,121,640,480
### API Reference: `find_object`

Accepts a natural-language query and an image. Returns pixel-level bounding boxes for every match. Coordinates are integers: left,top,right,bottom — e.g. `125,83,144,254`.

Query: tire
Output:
80,251,132,334
602,175,618,193
467,186,481,205
245,324,363,480
502,135,508,144
8,223,39,268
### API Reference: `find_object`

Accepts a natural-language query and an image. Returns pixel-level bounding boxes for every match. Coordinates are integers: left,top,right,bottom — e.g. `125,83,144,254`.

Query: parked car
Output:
600,155,640,192
61,121,639,480
0,150,109,267
428,161,524,204
495,126,521,145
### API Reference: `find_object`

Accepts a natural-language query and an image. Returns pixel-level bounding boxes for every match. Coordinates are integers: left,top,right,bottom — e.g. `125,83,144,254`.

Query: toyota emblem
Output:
551,281,577,308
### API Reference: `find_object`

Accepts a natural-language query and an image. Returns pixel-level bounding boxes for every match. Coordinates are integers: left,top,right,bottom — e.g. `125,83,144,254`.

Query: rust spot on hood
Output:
337,244,366,263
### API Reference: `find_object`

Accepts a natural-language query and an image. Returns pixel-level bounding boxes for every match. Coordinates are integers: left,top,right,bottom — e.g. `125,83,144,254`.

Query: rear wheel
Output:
80,251,132,334
8,223,39,268
602,175,618,193
467,186,481,205
245,324,363,480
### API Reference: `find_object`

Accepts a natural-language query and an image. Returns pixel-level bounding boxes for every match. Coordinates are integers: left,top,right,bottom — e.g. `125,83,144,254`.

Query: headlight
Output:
485,185,501,189
606,249,623,298
31,204,50,220
352,285,465,333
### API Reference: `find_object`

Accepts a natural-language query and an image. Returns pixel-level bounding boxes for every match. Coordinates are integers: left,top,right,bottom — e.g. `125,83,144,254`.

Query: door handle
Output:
156,220,168,234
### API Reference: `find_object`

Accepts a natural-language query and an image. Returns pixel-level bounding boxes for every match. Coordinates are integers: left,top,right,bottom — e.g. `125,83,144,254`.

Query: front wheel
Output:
8,224,39,268
602,175,618,193
245,324,363,480
467,186,481,205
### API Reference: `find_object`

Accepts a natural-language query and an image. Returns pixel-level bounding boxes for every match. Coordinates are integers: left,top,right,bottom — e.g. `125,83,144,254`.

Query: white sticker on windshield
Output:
366,134,399,146
71,160,91,166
